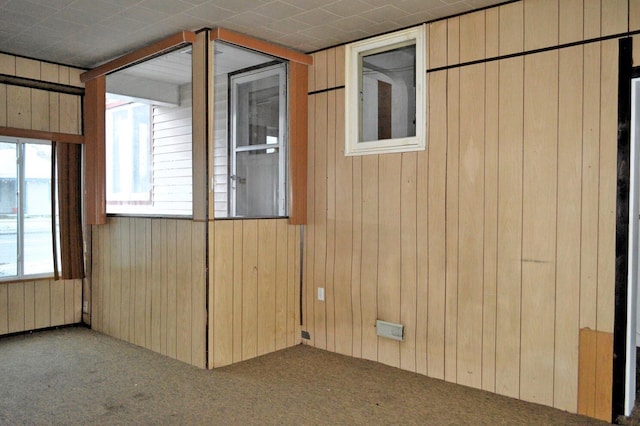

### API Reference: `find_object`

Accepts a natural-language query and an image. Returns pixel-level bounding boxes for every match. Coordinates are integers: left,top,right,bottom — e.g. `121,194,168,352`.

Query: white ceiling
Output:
0,0,505,70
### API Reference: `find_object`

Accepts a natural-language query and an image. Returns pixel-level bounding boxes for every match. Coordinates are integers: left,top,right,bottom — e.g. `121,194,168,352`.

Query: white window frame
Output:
229,62,288,218
0,137,57,281
344,25,427,156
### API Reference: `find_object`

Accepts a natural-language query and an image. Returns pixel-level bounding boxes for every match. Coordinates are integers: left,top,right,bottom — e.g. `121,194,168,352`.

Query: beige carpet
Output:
0,327,609,425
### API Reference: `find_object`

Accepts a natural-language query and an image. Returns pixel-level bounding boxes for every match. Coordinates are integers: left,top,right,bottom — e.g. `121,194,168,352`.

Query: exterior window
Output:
106,101,152,206
212,41,288,219
345,25,426,156
0,138,57,280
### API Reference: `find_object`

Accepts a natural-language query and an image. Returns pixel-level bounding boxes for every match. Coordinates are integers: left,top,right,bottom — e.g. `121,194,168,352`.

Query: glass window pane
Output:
23,144,53,275
235,74,280,148
235,148,280,217
0,142,17,278
360,43,416,142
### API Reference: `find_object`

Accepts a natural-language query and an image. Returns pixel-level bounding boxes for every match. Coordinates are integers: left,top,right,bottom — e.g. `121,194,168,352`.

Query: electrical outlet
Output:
317,287,325,301
82,301,88,313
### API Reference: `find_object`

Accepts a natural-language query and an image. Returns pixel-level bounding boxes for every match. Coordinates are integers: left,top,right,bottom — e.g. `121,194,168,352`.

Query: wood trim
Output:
84,76,106,225
211,28,313,65
192,31,208,222
578,328,613,422
0,126,83,144
79,31,197,83
288,62,308,225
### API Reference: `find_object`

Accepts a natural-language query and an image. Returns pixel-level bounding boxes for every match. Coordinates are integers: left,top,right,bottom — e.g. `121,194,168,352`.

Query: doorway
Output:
627,76,640,415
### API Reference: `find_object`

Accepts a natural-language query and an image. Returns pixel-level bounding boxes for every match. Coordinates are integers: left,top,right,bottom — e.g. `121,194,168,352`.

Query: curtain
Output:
54,141,85,280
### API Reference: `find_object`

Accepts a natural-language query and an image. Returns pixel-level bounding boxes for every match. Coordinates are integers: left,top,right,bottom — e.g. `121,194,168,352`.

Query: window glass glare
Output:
235,148,280,217
106,102,152,203
22,144,54,275
0,139,56,280
360,43,416,143
0,142,18,278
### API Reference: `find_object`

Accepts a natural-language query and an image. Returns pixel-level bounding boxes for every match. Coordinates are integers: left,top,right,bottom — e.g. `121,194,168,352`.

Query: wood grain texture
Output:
581,42,601,330
91,218,206,368
554,45,583,413
0,279,81,337
578,328,613,422
208,218,300,368
520,50,558,407
457,63,485,390
377,154,402,369
524,0,559,50
427,71,447,380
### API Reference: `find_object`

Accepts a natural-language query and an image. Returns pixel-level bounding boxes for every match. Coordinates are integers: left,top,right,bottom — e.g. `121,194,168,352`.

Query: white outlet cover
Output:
317,287,325,301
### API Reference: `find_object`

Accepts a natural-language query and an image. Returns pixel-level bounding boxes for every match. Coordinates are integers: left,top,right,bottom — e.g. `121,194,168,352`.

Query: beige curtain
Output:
53,141,85,280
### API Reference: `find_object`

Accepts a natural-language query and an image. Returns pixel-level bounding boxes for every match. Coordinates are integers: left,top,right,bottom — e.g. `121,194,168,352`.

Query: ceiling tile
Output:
254,1,304,20
118,6,170,25
0,0,505,68
322,0,372,18
292,8,341,25
183,4,234,22
3,0,59,19
138,0,194,15
360,5,409,23
68,0,123,18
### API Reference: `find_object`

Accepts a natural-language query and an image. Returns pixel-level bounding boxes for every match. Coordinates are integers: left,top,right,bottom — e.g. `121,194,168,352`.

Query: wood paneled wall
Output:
0,53,83,134
0,53,85,337
0,279,82,335
303,0,628,420
91,217,206,368
209,218,301,368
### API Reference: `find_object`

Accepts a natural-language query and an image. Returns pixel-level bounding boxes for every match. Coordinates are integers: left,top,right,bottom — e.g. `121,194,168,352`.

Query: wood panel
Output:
581,42,601,330
301,1,624,419
445,30,460,383
313,91,328,350
597,40,618,335
524,0,559,51
427,71,447,380
90,218,206,368
0,53,84,141
377,154,402,368
457,63,485,390
334,88,353,357
554,45,583,413
578,328,613,422
399,152,418,372
325,90,336,353
209,218,301,367
520,50,558,406
0,279,82,337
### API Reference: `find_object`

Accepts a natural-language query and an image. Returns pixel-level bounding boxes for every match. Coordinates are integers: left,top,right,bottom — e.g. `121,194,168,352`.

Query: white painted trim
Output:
626,77,640,416
344,24,427,156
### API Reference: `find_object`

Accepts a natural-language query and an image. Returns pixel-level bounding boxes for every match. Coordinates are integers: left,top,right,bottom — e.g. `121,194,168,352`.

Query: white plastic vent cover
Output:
376,320,404,341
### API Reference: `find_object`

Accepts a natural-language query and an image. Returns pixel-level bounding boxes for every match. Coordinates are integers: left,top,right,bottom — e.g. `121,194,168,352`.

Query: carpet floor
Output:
0,326,610,425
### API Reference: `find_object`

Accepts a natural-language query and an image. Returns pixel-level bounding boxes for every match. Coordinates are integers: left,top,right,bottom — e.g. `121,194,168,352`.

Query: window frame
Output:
0,137,58,282
228,61,288,218
344,25,427,156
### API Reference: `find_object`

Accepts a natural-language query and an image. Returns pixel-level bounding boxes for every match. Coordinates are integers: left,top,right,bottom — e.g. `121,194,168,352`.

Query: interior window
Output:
345,25,426,156
213,41,288,218
105,46,193,216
